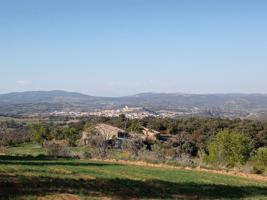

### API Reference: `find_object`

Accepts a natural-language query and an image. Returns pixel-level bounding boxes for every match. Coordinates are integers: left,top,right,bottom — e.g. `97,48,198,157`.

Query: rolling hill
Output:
0,91,267,117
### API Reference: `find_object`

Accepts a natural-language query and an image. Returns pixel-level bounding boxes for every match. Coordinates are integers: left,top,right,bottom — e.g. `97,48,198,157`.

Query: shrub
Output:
62,127,79,147
249,147,267,174
253,147,267,166
182,141,198,157
205,130,250,167
3,138,15,146
44,142,70,158
83,151,92,159
0,147,6,154
88,135,109,159
153,143,167,163
127,138,144,157
31,123,51,145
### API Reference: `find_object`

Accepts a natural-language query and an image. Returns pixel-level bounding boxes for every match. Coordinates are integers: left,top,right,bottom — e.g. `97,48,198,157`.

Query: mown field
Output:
0,144,267,200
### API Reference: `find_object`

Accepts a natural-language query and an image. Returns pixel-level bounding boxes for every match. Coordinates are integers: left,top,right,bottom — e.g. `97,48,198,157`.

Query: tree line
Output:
0,116,266,173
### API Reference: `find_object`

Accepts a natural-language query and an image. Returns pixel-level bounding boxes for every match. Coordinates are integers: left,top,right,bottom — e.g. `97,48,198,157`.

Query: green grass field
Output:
5,143,88,157
0,144,267,200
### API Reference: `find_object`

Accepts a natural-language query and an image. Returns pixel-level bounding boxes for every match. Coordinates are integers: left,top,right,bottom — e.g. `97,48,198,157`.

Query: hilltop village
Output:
50,105,208,119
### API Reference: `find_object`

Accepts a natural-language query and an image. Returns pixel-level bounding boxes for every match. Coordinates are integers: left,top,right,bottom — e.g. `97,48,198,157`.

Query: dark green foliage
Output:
62,127,79,146
30,123,51,144
0,120,31,146
127,119,142,133
1,116,267,168
182,141,198,157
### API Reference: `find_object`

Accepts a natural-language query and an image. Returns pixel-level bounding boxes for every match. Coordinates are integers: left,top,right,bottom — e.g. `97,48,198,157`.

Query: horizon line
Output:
0,90,267,98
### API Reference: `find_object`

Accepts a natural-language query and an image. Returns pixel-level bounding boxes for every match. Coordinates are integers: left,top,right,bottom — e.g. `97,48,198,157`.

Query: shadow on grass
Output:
0,154,64,160
0,155,267,199
0,174,267,199
0,155,117,167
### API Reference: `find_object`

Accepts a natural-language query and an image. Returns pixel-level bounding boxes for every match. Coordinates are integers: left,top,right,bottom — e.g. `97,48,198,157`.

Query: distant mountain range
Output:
1,90,267,118
0,91,93,104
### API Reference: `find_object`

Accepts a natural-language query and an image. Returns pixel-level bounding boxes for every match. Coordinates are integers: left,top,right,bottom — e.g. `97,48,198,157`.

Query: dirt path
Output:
91,158,267,182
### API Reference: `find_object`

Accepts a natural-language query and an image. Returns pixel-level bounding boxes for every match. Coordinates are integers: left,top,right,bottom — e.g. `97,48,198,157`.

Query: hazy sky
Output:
0,0,267,96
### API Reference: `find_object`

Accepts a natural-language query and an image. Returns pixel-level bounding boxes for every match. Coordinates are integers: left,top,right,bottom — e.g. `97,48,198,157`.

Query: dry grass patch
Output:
48,167,74,175
38,193,82,200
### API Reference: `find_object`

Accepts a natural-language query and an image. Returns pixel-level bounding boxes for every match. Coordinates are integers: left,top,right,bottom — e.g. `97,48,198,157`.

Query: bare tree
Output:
43,141,70,158
89,134,110,159
127,138,144,157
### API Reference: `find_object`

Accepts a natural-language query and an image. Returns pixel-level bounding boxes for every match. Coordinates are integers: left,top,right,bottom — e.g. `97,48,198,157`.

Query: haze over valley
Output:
0,90,267,119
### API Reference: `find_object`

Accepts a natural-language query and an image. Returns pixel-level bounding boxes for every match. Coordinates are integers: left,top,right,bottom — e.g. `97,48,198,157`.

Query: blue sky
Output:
0,0,266,96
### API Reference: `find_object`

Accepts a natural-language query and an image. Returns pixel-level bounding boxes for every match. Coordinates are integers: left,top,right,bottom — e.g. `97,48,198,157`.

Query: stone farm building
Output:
82,123,129,147
81,123,163,149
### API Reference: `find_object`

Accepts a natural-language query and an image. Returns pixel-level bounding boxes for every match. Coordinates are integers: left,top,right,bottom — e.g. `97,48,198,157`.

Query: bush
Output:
153,144,167,163
127,138,144,157
31,123,51,145
253,147,267,166
4,138,15,146
249,147,267,175
0,147,6,154
44,142,70,158
182,141,198,157
88,135,110,159
83,151,92,159
205,130,250,167
62,127,79,147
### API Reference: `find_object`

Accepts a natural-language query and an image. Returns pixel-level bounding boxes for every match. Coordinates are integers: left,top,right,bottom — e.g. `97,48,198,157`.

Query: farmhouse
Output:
81,123,162,150
142,127,160,142
82,123,129,146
